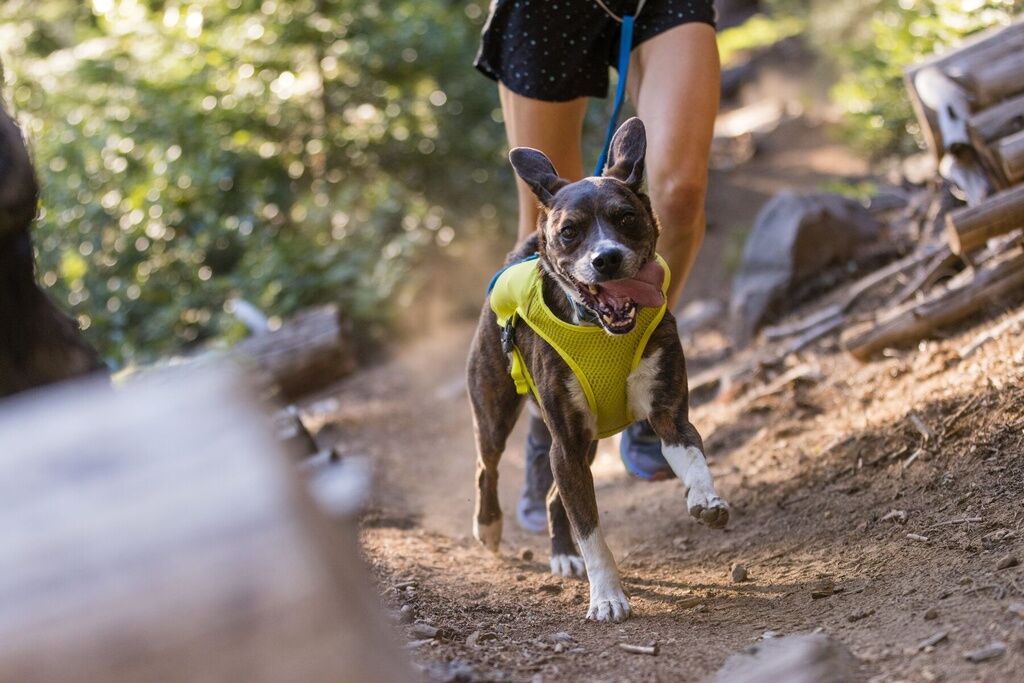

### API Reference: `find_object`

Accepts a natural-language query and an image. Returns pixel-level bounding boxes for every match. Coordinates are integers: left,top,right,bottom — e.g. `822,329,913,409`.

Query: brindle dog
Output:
467,118,729,623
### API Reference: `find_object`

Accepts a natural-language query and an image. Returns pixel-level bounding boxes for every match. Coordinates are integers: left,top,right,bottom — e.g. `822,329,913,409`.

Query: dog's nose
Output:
591,248,623,278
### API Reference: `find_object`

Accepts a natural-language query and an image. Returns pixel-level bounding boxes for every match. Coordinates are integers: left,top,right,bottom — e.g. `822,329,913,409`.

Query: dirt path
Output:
305,309,1024,682
303,48,1024,682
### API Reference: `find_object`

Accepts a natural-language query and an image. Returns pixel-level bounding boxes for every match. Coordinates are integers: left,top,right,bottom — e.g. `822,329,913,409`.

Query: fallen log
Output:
969,52,1024,107
997,129,1024,183
906,19,1024,158
235,304,356,400
968,92,1024,143
844,250,1024,360
944,183,1024,255
0,365,413,683
762,243,947,342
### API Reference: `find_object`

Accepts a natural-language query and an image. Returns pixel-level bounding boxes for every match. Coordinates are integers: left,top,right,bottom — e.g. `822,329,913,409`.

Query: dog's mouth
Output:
567,260,665,334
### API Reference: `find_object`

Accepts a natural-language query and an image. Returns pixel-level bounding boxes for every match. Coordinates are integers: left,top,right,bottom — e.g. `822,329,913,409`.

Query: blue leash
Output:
593,14,635,176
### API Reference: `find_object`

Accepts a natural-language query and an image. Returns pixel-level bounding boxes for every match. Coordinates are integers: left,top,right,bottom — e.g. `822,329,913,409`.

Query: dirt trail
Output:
305,53,1024,682
306,305,1024,682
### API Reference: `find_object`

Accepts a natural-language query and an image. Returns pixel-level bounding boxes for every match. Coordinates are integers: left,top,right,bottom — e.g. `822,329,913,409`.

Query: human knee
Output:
647,172,707,224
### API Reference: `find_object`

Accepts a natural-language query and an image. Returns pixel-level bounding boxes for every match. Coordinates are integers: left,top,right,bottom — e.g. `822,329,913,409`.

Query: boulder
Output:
712,633,862,683
729,192,883,344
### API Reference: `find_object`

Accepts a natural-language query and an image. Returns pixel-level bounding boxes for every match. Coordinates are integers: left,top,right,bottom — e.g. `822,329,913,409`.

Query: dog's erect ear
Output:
604,117,646,191
509,147,568,206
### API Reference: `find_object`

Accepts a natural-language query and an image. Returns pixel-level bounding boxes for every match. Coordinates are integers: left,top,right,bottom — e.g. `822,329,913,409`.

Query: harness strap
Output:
593,13,636,176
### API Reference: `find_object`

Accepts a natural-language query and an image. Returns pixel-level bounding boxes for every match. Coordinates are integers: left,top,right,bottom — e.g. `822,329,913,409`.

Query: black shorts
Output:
474,0,717,102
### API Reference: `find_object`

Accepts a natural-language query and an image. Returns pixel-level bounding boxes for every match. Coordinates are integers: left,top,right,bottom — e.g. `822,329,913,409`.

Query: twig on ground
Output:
908,412,938,443
618,643,659,656
926,516,983,530
958,307,1024,358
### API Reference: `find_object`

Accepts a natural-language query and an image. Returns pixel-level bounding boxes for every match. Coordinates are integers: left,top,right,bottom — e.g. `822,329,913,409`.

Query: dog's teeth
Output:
589,285,598,295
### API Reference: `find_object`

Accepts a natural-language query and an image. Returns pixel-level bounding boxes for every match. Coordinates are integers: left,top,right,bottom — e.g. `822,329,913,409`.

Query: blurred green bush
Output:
2,0,511,366
768,0,1023,157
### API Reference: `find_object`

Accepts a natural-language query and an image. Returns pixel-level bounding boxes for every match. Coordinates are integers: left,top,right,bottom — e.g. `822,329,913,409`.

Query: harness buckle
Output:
500,317,515,354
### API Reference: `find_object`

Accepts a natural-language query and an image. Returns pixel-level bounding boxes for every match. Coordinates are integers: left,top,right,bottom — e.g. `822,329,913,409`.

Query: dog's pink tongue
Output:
600,260,665,308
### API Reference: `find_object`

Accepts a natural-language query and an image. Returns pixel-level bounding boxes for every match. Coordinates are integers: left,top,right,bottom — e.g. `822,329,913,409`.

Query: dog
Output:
466,117,729,623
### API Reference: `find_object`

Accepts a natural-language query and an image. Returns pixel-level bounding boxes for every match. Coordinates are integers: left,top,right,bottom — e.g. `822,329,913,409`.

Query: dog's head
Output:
509,117,663,335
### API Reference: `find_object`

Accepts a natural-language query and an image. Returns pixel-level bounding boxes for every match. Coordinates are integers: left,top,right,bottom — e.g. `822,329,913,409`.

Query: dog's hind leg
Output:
547,440,595,578
467,322,524,553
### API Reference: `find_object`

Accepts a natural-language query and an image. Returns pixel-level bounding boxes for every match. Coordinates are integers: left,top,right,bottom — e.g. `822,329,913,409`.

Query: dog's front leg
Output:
548,435,631,623
632,345,730,529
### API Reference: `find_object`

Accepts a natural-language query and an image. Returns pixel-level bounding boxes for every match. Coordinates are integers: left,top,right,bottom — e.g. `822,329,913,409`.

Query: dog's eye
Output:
559,224,578,241
619,212,637,226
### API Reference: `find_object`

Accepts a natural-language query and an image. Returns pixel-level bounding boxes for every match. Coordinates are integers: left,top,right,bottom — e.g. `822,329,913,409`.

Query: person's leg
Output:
499,84,589,240
627,23,720,310
618,22,720,480
498,84,590,532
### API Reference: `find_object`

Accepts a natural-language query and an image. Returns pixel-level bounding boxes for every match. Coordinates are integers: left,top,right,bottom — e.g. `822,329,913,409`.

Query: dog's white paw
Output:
550,554,586,578
473,517,502,553
687,487,730,529
586,588,631,623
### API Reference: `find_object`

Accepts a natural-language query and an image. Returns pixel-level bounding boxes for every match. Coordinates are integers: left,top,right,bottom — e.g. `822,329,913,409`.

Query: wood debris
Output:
618,643,659,656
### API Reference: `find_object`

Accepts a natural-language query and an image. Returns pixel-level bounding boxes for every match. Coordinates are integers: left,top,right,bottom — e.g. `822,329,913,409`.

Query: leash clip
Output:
500,317,516,354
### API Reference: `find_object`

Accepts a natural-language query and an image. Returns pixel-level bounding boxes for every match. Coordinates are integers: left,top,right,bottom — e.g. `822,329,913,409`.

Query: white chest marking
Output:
626,348,663,421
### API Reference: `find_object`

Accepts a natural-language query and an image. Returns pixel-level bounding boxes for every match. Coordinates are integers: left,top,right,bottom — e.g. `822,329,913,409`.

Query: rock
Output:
731,563,748,583
996,554,1019,570
677,299,725,335
906,533,929,542
678,596,703,609
923,607,939,621
409,623,439,640
520,548,534,561
963,641,1006,663
1007,602,1024,618
847,608,874,622
398,604,415,624
554,642,566,653
546,631,574,643
811,586,834,600
424,657,478,683
729,191,883,343
713,633,860,683
880,509,908,524
465,630,481,647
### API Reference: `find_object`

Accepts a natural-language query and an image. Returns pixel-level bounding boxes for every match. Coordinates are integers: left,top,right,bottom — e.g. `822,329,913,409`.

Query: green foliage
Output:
1,0,509,366
718,14,804,67
768,0,1023,158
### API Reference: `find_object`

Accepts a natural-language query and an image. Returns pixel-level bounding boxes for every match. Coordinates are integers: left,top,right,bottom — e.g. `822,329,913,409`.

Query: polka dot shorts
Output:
474,0,716,102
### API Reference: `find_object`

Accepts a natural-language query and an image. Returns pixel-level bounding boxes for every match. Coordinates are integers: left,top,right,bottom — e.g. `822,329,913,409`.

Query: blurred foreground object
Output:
234,304,356,402
0,98,104,397
0,365,412,683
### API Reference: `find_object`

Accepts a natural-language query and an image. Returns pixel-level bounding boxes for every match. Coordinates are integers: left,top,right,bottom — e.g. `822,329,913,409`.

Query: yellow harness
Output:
489,255,669,439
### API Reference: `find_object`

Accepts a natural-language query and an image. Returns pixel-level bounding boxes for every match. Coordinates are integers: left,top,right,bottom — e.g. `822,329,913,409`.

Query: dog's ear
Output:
604,117,646,191
509,147,567,206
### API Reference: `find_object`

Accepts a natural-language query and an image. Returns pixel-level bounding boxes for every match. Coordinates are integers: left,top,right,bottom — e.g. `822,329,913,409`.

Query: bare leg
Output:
499,84,589,240
628,23,720,309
